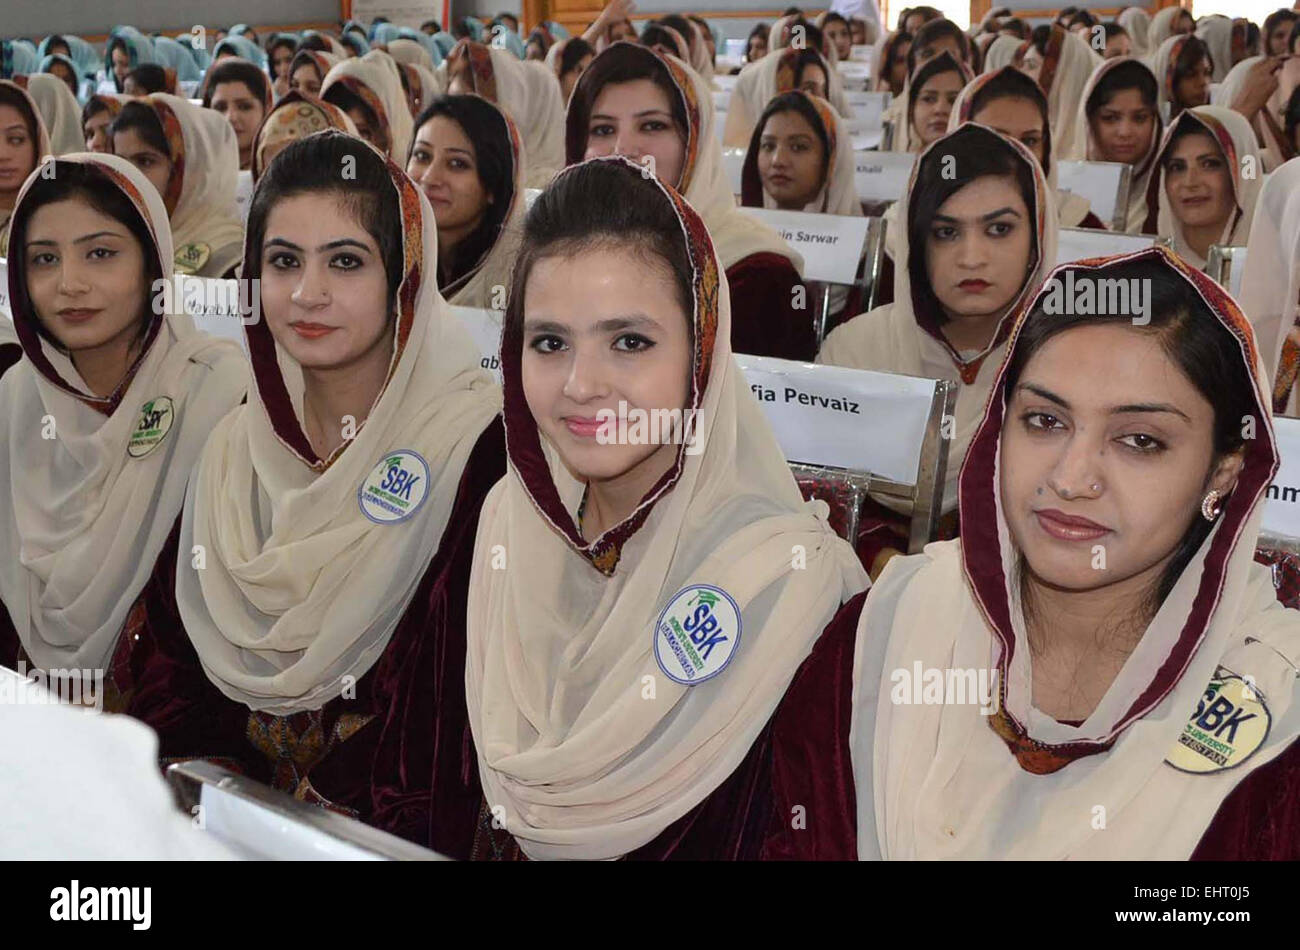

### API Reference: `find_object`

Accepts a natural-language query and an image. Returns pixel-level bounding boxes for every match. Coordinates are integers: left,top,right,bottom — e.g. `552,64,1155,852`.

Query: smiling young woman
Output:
1143,105,1262,270
407,94,522,308
0,80,48,256
0,153,248,751
174,131,505,855
850,247,1300,860
320,49,413,159
201,59,272,172
108,94,245,278
465,156,866,861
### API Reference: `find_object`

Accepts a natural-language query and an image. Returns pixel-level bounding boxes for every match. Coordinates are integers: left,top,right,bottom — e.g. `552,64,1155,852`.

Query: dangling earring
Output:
1201,489,1223,522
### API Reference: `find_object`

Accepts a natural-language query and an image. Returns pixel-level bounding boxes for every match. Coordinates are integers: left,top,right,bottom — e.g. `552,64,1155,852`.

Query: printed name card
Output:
722,146,745,193
736,207,871,284
1264,416,1300,541
0,258,9,320
845,90,889,128
853,151,915,201
451,305,504,381
724,38,747,59
734,354,937,482
712,89,731,113
1056,228,1156,266
1056,160,1128,229
849,45,874,63
179,277,251,351
836,60,873,81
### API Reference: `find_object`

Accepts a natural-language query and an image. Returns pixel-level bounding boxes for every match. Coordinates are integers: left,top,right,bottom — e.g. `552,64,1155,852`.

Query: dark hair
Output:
245,131,403,313
126,64,168,94
659,14,698,52
969,67,1053,175
877,30,913,87
788,18,825,52
109,100,169,156
640,23,685,57
1087,59,1158,118
265,35,298,82
1001,18,1028,39
505,159,695,354
339,33,366,56
907,125,1038,327
1286,84,1300,142
0,84,39,150
420,20,441,34
566,46,688,169
411,95,516,291
10,162,163,353
1004,257,1257,607
202,59,269,109
322,83,380,134
820,11,849,30
46,35,70,56
1058,6,1080,21
907,52,965,130
746,23,769,62
903,6,943,29
1067,10,1098,30
741,91,830,207
908,18,970,74
1175,35,1211,92
784,6,803,16
452,20,474,40
1161,111,1227,169
44,56,80,96
1265,9,1299,51
1102,22,1128,42
297,32,332,53
80,96,113,128
558,37,595,77
1029,23,1052,55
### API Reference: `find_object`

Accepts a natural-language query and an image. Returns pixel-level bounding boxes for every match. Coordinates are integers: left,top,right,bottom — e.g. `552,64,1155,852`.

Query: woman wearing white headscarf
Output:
443,39,565,188
569,43,813,361
723,44,849,148
465,155,867,861
1069,56,1163,232
1147,5,1195,55
1239,157,1300,416
109,93,245,278
175,131,505,854
983,34,1021,73
1143,105,1262,270
820,125,1059,577
0,153,247,755
1016,23,1101,163
1196,15,1235,83
1216,54,1296,172
321,49,414,159
851,245,1300,860
20,73,81,155
0,79,51,256
1118,6,1153,57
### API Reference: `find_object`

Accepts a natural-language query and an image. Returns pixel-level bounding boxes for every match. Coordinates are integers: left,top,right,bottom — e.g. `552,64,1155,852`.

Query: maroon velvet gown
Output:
202,418,507,858
727,254,817,362
468,589,867,861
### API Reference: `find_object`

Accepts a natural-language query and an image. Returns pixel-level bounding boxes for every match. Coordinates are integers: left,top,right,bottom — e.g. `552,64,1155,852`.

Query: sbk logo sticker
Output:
127,397,175,459
357,450,431,525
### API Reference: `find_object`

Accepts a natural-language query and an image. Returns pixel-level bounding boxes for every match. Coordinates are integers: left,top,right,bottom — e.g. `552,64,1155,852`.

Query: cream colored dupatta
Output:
852,246,1300,859
176,131,501,714
465,156,867,861
0,153,247,672
321,50,415,160
819,124,1059,517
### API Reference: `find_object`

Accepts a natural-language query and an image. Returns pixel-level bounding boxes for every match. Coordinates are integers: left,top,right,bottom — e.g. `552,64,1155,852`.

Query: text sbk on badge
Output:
357,450,431,525
127,397,174,459
1166,667,1272,774
653,584,742,685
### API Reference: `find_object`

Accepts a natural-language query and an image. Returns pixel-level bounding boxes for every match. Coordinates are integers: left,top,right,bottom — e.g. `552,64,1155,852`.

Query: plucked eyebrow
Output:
27,230,128,247
415,137,474,158
933,206,1022,224
264,237,373,253
1017,382,1192,421
591,109,673,121
524,313,664,335
1,123,26,134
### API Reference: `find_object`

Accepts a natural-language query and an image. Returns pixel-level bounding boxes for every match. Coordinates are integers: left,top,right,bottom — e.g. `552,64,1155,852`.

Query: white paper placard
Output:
845,90,889,127
724,38,747,59
722,146,745,193
451,305,503,381
735,353,935,482
854,151,915,200
849,45,874,63
0,258,9,320
712,89,731,113
200,783,385,860
188,98,203,108
851,129,885,151
179,277,253,351
736,207,870,284
178,79,200,97
234,169,254,225
1056,160,1126,228
1264,416,1300,541
836,60,873,80
1055,228,1156,266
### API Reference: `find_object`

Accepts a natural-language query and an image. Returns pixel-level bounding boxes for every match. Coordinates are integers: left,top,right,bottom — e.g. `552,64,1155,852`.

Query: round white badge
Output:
357,450,431,525
1165,667,1272,774
127,396,175,459
652,584,742,685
